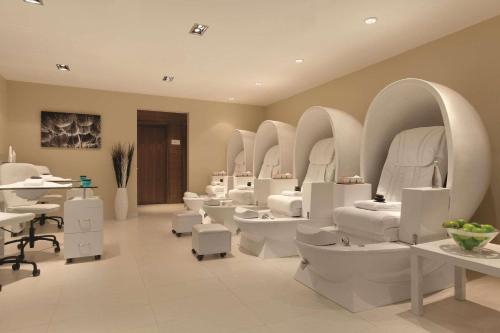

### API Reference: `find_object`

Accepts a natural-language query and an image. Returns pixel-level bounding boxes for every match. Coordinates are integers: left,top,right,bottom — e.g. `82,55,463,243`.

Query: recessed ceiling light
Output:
162,75,174,82
56,64,70,71
255,82,263,86
364,17,378,25
189,23,208,36
228,97,235,101
295,59,304,64
23,0,43,5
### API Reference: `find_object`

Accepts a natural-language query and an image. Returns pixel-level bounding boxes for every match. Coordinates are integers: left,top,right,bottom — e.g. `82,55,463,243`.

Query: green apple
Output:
443,220,459,229
455,219,467,228
462,223,475,232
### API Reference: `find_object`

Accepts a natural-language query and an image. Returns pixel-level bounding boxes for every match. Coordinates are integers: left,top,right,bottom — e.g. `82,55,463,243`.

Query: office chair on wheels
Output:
0,163,61,259
0,212,40,292
35,165,64,229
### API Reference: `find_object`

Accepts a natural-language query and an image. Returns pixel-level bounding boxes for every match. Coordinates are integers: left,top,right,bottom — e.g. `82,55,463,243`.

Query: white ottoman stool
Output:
172,211,202,237
191,224,231,261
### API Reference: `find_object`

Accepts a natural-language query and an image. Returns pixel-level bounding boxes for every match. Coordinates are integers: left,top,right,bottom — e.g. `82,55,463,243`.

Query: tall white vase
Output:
114,187,129,221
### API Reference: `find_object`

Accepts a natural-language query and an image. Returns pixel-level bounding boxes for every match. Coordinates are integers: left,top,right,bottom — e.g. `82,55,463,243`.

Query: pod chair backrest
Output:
233,150,246,176
258,145,280,179
377,126,447,202
303,137,336,183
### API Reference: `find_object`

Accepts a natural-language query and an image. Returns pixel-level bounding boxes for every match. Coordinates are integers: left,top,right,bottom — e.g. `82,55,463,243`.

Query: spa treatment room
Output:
1,1,500,332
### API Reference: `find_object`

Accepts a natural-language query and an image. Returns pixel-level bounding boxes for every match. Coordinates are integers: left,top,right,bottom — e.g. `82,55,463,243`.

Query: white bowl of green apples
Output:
443,219,498,252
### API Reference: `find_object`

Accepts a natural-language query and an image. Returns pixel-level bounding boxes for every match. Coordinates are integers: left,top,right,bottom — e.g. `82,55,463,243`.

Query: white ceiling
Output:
1,0,500,106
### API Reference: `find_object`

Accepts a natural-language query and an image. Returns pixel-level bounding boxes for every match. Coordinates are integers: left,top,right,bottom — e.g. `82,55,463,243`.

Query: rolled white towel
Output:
281,190,302,197
184,192,199,198
210,181,221,186
24,178,44,187
234,207,259,219
354,200,401,211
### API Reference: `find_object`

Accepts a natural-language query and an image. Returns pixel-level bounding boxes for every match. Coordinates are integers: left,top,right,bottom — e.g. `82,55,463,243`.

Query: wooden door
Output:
137,110,187,205
137,124,167,204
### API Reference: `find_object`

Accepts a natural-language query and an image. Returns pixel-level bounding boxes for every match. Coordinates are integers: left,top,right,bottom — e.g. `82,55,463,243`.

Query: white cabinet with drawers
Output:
64,198,103,263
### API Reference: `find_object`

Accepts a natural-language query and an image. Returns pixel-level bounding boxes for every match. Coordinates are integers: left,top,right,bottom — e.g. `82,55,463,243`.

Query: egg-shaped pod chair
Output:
295,78,491,312
200,130,255,232
234,108,362,258
204,121,296,234
183,131,254,212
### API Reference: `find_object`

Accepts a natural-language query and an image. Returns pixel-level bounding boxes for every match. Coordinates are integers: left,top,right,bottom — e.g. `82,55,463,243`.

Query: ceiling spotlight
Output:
189,23,208,36
24,0,43,4
364,17,378,25
295,59,304,64
255,82,263,86
228,97,235,101
56,64,70,71
162,75,174,82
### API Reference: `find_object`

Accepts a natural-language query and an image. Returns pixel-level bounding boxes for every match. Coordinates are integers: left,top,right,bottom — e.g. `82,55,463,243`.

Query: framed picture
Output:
41,111,101,148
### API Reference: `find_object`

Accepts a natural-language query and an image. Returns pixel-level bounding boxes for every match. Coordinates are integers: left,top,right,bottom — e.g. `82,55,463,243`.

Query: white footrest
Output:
172,211,202,235
192,223,231,260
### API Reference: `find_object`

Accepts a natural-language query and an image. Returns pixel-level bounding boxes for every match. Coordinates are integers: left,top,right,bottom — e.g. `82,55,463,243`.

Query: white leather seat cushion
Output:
304,137,335,183
233,150,246,176
267,194,302,217
228,188,255,205
7,203,60,214
334,206,400,242
378,126,447,202
258,145,280,179
0,212,35,227
296,225,338,246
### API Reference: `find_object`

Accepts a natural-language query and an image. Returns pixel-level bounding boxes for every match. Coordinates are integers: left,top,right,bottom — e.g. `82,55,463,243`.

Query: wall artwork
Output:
41,111,101,148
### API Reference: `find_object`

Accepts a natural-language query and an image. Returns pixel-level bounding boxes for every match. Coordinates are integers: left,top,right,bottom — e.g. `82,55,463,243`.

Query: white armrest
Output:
254,178,298,208
399,187,450,244
333,183,372,209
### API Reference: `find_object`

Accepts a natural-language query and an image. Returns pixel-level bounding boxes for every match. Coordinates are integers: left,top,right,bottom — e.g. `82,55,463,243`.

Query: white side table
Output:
411,239,500,315
64,197,104,263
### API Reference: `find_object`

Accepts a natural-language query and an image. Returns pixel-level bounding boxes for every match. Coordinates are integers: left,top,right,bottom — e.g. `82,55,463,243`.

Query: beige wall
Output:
0,74,7,160
266,15,500,227
6,81,264,219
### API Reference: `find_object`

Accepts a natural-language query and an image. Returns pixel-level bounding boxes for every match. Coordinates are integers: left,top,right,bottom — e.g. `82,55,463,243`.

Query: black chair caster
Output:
171,229,176,234
196,255,204,261
12,263,20,271
176,233,181,237
220,252,227,258
191,249,196,254
95,255,101,260
33,269,40,277
66,258,73,264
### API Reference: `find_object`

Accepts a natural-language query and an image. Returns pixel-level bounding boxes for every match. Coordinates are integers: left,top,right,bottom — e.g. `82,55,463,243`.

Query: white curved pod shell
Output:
362,78,491,220
293,106,362,185
226,129,256,175
253,120,296,177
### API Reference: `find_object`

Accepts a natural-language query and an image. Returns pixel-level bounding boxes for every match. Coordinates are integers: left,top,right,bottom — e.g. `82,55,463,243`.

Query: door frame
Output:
137,110,188,204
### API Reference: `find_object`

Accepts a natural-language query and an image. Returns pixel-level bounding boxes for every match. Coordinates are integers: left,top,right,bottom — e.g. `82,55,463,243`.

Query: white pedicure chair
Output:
202,129,256,232
184,130,256,212
204,121,296,233
234,106,362,258
294,78,491,312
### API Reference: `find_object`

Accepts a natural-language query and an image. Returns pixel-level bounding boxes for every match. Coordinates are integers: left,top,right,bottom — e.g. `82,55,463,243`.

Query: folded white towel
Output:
354,200,401,211
234,207,259,219
184,192,199,198
281,190,302,197
24,178,44,187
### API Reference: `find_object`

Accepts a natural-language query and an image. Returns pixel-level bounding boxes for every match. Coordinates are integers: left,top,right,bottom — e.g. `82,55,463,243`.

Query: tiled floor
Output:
1,204,500,332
